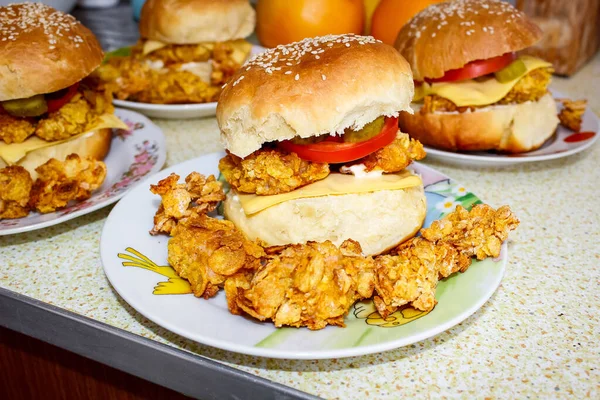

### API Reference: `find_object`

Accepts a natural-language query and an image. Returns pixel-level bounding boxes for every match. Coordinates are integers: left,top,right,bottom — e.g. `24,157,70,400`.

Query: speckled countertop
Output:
1,52,599,398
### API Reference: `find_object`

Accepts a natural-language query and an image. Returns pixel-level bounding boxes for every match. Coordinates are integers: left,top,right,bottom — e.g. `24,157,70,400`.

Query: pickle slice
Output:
342,116,385,143
494,59,527,83
2,94,48,117
290,134,328,145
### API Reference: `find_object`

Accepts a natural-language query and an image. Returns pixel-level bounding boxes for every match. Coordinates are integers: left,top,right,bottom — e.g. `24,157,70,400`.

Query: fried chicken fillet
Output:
0,166,33,219
219,132,425,195
149,172,225,235
29,154,107,213
226,240,375,330
421,68,553,114
558,99,587,132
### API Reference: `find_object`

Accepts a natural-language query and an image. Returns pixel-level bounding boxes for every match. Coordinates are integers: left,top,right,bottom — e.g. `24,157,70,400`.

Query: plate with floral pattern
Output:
0,109,166,235
422,90,599,167
100,152,508,360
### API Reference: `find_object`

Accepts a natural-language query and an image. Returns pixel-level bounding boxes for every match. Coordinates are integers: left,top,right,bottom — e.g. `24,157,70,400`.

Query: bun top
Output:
0,3,103,101
394,0,542,81
139,0,255,44
217,34,414,158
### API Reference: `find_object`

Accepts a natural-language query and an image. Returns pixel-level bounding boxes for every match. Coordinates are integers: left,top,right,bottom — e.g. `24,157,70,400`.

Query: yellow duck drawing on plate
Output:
118,247,192,295
118,247,431,326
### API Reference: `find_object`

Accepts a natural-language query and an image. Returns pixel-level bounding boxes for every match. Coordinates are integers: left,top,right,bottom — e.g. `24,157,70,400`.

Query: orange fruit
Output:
256,0,365,48
371,0,444,45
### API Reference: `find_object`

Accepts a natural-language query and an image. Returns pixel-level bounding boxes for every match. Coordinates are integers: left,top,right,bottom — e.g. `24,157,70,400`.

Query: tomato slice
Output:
46,82,80,113
422,53,516,84
278,117,399,163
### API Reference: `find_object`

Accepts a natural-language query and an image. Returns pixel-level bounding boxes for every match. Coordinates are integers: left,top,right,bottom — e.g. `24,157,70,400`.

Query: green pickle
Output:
291,134,328,145
1,94,48,117
342,116,385,143
494,59,527,83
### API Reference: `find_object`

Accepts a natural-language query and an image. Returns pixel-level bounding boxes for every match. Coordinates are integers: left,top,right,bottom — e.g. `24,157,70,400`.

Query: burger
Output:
216,34,427,256
0,2,126,178
96,0,256,104
394,0,559,153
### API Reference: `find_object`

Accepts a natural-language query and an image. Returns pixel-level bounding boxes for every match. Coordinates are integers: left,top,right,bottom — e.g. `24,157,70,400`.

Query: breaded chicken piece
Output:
35,94,99,141
168,214,265,299
421,67,553,113
0,114,35,144
29,154,107,213
219,149,330,195
558,99,587,132
211,40,253,87
134,69,221,104
226,240,375,330
150,172,225,235
341,132,426,173
0,166,33,219
373,205,519,317
420,204,520,260
143,43,212,65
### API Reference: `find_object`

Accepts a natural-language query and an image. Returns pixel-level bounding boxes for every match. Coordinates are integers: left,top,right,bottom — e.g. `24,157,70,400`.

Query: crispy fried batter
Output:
96,40,251,104
168,214,265,299
420,204,520,260
150,172,225,235
226,240,375,329
219,149,330,195
0,166,32,219
341,132,426,173
558,99,587,132
421,67,553,114
0,114,35,144
29,154,107,213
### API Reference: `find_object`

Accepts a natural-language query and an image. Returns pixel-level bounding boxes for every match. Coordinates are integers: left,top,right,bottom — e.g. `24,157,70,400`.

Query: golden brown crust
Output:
140,0,255,44
0,3,103,101
399,93,559,153
0,128,112,180
217,34,414,158
394,0,542,81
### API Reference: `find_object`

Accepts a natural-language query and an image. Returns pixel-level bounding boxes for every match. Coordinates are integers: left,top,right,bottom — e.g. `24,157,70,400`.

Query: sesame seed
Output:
345,43,350,47
295,74,300,81
322,74,326,80
284,71,292,75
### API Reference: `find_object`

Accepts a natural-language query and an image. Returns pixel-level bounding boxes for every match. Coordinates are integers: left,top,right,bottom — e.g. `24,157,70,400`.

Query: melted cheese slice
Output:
414,56,553,106
237,171,423,215
0,114,128,165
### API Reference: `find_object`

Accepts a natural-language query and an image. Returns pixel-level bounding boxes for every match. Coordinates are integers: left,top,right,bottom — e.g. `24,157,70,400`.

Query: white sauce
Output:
342,164,383,179
145,59,165,70
178,61,212,83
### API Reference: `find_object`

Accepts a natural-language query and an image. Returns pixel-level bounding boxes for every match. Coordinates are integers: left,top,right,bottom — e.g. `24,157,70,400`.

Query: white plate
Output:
101,152,507,360
0,109,166,235
422,90,599,167
112,45,267,120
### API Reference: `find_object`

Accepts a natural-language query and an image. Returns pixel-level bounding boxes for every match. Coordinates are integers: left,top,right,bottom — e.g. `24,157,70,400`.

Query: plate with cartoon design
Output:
100,152,508,360
421,90,599,167
110,45,267,120
0,109,166,235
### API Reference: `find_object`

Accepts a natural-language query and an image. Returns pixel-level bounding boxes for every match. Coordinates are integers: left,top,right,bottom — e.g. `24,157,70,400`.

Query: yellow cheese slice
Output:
142,40,168,55
414,56,553,106
0,113,128,165
236,171,423,215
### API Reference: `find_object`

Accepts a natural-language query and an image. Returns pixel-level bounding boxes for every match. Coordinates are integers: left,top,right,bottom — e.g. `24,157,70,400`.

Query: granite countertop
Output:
1,38,599,400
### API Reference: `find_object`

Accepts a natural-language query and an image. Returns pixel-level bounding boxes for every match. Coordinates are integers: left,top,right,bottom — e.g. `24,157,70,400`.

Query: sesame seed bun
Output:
0,128,112,180
394,0,543,81
217,34,414,158
0,3,104,101
224,185,427,257
399,93,559,153
139,0,255,44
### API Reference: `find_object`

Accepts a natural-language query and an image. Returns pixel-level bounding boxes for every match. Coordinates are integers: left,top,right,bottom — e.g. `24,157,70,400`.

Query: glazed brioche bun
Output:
0,129,112,180
140,0,255,44
217,34,414,158
0,3,103,101
394,0,543,81
224,186,427,257
399,93,559,153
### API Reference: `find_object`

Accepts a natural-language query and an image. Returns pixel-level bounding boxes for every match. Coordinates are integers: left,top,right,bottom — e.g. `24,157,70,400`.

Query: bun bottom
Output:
224,185,427,256
0,128,112,180
399,93,559,153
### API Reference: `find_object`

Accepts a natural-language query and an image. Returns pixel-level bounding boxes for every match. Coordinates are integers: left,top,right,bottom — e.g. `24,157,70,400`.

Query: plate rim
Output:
100,152,508,359
0,108,167,236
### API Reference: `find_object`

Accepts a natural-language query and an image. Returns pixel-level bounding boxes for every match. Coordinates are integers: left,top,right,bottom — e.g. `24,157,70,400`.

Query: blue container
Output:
132,0,146,21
